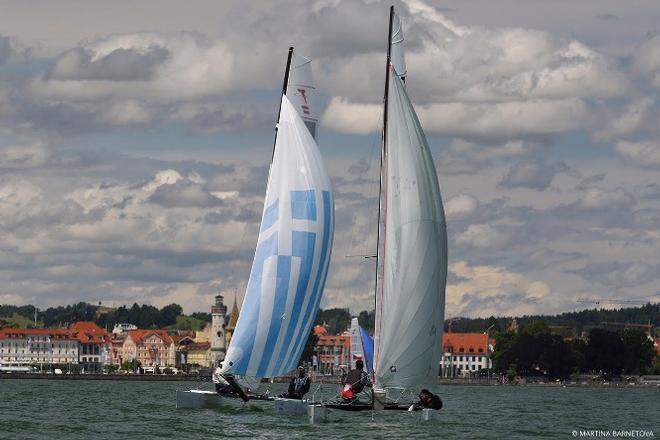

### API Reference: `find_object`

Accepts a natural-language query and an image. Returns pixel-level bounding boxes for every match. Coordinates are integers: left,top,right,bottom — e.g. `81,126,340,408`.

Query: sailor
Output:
281,366,311,399
212,364,235,395
413,389,443,410
341,359,371,400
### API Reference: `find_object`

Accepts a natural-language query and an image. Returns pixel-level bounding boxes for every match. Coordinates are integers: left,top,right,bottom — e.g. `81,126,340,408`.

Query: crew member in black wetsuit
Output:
212,365,236,395
341,359,372,400
280,366,311,399
413,389,443,410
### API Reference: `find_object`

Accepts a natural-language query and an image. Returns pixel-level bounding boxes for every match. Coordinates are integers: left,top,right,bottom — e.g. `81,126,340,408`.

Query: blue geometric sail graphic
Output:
222,95,334,378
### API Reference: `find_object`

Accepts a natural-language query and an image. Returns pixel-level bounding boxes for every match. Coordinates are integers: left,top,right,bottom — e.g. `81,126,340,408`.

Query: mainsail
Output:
373,8,447,391
222,54,334,379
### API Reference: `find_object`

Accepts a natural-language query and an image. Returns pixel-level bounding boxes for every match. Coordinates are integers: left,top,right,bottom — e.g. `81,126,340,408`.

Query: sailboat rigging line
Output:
374,4,395,388
270,46,295,164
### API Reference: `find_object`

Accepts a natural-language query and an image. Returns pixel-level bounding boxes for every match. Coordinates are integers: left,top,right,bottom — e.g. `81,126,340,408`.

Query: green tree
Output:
298,329,319,367
621,329,655,375
315,308,351,335
358,310,375,334
121,359,142,372
584,328,625,378
158,303,183,327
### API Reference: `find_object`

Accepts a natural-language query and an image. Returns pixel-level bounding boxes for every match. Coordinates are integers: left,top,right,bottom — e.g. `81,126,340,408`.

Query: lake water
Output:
0,379,657,439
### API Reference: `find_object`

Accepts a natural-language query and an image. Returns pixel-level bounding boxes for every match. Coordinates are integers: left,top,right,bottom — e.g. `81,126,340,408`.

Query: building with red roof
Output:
441,332,494,377
0,327,79,367
314,325,350,375
68,321,110,373
123,329,176,367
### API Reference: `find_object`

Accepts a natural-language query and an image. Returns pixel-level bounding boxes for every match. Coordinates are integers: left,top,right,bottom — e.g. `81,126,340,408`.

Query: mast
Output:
373,5,395,386
271,46,295,163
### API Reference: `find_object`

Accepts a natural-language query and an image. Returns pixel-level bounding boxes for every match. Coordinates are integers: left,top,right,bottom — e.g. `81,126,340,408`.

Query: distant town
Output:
1,297,658,384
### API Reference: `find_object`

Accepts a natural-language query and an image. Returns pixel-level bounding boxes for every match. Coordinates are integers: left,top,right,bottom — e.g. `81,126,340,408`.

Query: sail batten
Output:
222,92,334,378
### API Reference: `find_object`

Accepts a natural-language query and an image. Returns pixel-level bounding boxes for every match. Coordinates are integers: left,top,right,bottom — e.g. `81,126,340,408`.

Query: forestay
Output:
222,95,334,378
373,69,447,390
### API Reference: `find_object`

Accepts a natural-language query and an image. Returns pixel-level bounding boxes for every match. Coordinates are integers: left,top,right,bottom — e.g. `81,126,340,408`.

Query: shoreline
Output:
2,373,659,387
0,373,210,381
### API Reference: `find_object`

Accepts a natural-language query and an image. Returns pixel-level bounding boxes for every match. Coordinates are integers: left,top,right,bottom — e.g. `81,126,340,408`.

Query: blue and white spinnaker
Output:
222,93,334,378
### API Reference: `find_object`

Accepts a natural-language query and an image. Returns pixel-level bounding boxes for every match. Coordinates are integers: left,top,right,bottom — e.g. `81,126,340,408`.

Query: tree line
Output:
492,322,659,380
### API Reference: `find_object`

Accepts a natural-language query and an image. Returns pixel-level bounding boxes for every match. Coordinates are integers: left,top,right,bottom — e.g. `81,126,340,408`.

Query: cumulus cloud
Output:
31,32,235,102
570,261,659,288
456,223,511,249
0,141,51,170
499,160,569,191
616,140,660,168
445,193,479,220
575,187,634,210
48,45,170,81
321,1,626,141
631,34,660,87
446,261,551,317
0,36,13,64
593,98,656,142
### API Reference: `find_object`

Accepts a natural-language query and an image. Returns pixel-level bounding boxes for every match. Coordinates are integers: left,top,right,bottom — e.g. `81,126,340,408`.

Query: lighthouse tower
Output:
210,293,227,367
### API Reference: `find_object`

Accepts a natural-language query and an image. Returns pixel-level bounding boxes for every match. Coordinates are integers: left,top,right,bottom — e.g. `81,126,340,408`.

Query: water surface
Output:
0,379,657,439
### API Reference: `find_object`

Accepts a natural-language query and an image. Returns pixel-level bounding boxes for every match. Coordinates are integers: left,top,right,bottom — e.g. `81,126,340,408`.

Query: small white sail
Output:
222,94,334,378
390,11,407,81
286,54,318,140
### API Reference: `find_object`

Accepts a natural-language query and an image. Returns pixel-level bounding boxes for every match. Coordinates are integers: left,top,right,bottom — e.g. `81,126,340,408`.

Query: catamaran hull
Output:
272,397,309,415
176,390,247,409
176,390,309,415
307,403,440,424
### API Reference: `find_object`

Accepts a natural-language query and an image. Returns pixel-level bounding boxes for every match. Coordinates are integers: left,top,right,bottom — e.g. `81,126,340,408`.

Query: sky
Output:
1,0,659,318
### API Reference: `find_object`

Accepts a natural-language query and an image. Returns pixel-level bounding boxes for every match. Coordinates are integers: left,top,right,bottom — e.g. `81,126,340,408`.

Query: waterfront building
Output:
181,342,212,367
0,328,79,368
108,332,127,365
123,330,175,367
112,323,138,334
441,332,494,378
313,325,350,375
68,321,110,373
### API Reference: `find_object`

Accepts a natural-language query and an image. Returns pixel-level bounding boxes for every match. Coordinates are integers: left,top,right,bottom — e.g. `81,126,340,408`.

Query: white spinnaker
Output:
374,70,447,390
286,54,318,140
221,95,334,378
390,11,407,81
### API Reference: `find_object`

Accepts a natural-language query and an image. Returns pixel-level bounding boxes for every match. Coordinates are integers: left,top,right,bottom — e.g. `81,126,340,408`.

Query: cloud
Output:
0,141,51,170
570,261,658,288
48,45,170,81
445,193,479,220
575,187,634,210
631,34,660,87
0,36,13,64
446,261,551,317
616,140,660,168
31,32,235,102
499,160,569,191
321,98,380,135
456,223,511,249
593,98,657,143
